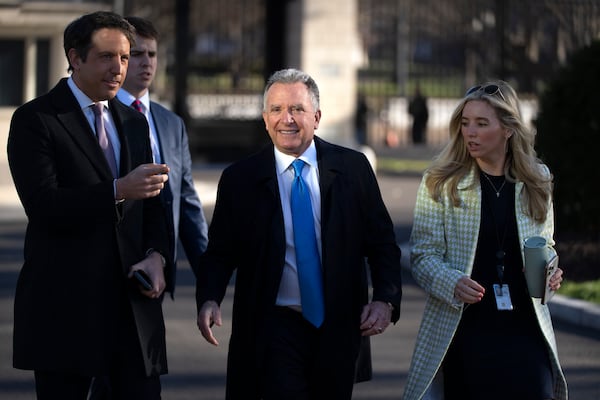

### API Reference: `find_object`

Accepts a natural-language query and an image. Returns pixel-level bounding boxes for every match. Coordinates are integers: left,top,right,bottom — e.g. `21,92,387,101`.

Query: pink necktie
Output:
92,103,118,178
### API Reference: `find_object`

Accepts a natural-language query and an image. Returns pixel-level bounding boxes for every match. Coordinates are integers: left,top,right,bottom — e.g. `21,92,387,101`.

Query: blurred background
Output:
1,0,598,157
1,0,599,275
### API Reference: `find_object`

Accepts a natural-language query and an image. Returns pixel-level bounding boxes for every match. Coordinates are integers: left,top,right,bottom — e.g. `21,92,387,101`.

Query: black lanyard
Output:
481,174,509,284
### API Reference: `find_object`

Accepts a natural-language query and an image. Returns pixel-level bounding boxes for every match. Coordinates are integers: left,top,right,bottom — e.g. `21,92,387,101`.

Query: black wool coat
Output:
196,136,402,399
8,78,171,377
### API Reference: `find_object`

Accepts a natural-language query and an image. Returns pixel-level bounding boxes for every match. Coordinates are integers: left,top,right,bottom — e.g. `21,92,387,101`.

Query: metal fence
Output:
357,0,600,147
127,0,600,154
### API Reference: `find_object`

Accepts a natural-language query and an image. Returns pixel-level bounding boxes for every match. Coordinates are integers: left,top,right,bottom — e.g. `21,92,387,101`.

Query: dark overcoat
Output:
196,136,402,399
8,78,171,377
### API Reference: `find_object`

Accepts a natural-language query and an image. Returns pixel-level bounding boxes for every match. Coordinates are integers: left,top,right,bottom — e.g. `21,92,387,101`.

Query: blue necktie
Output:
290,159,325,327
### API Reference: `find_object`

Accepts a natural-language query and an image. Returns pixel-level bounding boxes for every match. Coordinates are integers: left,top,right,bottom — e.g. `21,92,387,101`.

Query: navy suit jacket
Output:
149,101,208,294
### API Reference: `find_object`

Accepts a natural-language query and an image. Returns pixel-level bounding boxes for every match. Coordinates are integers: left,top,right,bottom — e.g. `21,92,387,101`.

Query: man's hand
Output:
128,251,166,299
359,300,393,336
197,301,222,346
116,163,169,200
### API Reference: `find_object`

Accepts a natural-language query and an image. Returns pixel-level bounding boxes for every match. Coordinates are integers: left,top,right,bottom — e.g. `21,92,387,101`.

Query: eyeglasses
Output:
465,84,506,102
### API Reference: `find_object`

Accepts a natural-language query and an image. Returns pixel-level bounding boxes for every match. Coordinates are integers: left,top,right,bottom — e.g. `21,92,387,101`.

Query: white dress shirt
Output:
274,141,322,309
67,77,121,171
116,89,162,163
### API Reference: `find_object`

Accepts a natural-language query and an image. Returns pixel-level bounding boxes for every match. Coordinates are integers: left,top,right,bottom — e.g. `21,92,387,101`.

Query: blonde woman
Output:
403,81,568,400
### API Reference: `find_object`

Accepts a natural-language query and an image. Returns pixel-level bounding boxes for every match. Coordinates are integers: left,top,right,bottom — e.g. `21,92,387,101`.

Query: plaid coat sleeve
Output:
402,167,567,400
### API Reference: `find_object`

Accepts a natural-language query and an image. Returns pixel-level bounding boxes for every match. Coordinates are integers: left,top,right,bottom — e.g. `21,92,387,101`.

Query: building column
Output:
286,0,362,147
49,32,69,89
23,37,37,102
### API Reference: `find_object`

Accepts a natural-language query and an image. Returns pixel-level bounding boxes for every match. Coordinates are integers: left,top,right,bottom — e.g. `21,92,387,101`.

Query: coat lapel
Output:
108,97,140,177
314,136,340,204
252,145,286,293
253,144,280,199
149,103,168,164
51,80,115,180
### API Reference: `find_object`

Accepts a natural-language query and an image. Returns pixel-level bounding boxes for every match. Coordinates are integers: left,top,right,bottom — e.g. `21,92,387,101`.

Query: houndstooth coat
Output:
402,166,568,400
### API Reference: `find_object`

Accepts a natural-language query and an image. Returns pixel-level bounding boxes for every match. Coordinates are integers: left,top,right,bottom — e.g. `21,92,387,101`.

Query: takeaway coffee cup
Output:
523,236,549,298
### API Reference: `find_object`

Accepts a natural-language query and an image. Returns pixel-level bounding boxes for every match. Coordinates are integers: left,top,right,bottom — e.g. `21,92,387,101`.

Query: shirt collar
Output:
116,89,150,110
274,140,318,176
67,76,108,111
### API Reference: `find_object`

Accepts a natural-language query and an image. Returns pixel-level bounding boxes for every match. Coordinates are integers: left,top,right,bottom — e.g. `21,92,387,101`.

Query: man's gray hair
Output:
263,68,320,111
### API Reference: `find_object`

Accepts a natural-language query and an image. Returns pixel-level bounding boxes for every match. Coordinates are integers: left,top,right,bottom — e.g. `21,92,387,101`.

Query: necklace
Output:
482,181,511,286
481,172,506,198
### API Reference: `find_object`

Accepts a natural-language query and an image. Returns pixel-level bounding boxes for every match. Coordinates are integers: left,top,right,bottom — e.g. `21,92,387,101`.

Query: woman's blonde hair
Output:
425,80,552,222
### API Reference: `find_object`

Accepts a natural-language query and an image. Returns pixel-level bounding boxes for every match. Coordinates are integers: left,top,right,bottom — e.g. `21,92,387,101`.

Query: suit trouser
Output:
261,306,354,400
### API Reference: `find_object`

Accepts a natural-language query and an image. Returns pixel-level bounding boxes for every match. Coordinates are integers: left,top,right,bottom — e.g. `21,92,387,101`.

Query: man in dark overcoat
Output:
196,68,402,399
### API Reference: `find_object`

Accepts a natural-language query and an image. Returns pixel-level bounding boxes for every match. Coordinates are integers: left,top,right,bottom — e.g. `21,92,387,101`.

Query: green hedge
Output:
535,41,600,237
559,280,600,304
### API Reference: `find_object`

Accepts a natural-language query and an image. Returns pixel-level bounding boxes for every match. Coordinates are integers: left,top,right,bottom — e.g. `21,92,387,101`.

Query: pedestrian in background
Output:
408,85,429,145
8,11,171,399
117,16,208,292
89,15,211,399
355,93,368,146
195,68,402,400
403,80,567,400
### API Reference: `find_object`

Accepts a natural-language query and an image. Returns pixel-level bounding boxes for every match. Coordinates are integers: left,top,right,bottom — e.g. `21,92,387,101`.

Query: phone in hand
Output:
133,269,153,291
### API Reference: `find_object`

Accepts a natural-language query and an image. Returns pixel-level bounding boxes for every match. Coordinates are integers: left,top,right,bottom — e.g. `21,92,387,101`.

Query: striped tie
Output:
131,99,160,163
131,99,144,113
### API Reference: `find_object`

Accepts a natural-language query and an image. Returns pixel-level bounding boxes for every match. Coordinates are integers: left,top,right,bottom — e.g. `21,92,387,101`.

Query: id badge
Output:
493,284,513,311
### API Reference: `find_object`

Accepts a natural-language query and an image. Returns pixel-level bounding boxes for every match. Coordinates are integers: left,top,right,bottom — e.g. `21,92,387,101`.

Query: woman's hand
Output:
549,267,564,291
454,276,485,304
